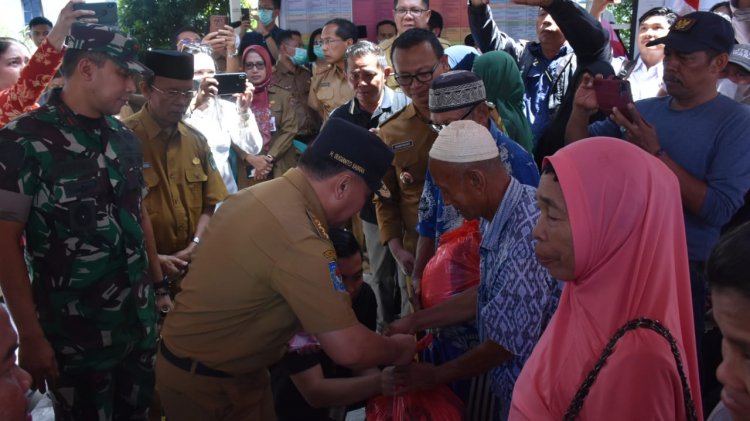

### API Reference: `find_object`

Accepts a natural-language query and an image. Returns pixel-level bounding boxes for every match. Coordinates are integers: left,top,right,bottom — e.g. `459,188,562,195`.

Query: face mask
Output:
259,9,274,26
291,48,309,65
314,45,325,60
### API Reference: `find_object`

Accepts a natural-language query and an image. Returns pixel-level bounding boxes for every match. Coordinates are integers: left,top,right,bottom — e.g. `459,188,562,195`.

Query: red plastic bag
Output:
420,220,481,309
366,386,465,421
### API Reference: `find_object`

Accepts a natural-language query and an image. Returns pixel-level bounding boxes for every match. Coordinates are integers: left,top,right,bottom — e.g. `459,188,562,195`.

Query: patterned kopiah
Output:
429,70,486,113
0,89,157,369
67,23,148,73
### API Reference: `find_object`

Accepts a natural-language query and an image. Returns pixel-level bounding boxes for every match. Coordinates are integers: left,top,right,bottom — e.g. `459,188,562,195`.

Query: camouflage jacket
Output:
0,89,156,368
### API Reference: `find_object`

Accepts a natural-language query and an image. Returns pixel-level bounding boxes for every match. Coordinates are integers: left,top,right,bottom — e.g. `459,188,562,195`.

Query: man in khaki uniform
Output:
309,18,357,122
124,50,227,279
273,30,321,144
376,29,449,317
156,118,416,420
380,0,452,90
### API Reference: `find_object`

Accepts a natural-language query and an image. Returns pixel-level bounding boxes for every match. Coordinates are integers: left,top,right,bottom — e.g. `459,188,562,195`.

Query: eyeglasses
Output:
151,84,196,99
394,7,428,16
394,62,439,86
244,61,266,70
430,103,479,133
315,38,344,47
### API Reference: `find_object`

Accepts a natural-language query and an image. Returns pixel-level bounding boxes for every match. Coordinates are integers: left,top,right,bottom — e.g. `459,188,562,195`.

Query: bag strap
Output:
563,317,698,421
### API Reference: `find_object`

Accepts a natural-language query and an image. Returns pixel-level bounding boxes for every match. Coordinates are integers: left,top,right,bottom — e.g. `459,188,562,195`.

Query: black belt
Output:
159,342,232,378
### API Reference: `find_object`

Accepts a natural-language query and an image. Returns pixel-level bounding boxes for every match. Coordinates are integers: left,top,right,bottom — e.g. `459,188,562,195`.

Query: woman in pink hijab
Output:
510,137,702,420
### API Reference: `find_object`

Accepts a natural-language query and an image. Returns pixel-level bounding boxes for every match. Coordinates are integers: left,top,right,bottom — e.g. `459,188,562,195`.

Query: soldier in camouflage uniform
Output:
0,23,171,420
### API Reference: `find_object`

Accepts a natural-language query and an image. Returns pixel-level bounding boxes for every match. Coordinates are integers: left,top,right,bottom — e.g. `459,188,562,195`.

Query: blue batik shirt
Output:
416,120,540,241
477,178,562,417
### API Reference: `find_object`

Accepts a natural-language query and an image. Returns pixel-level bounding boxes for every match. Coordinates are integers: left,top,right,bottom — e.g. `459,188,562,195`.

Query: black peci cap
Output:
143,49,194,80
308,118,394,195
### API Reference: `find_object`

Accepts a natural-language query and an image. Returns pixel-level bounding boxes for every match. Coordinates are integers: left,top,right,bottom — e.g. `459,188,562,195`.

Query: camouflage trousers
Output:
48,345,156,421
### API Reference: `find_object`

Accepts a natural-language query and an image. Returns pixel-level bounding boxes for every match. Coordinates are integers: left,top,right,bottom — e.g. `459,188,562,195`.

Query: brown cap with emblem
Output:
646,11,734,54
306,117,394,195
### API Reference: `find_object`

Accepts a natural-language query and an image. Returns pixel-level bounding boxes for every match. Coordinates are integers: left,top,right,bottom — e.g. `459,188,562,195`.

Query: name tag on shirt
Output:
270,116,277,132
392,140,414,152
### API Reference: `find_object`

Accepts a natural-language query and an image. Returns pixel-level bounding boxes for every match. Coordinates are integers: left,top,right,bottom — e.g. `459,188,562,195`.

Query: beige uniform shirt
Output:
161,168,358,374
236,85,299,188
308,62,354,123
380,36,452,90
273,60,322,138
124,104,228,254
375,103,437,255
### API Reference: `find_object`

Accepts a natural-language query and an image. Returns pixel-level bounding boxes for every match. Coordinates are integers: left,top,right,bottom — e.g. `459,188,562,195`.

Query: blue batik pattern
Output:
478,178,562,419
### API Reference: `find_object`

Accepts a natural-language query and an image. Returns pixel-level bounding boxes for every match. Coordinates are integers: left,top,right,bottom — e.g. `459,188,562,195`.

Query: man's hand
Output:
389,333,417,365
19,335,58,393
386,362,439,395
611,104,661,155
203,26,237,57
173,244,196,264
247,154,274,180
388,240,415,275
383,314,417,336
574,73,602,114
159,254,188,276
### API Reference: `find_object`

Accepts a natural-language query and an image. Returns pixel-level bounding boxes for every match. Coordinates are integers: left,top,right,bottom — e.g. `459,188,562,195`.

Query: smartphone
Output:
73,2,118,27
241,8,250,21
593,78,633,122
215,72,247,95
209,15,229,34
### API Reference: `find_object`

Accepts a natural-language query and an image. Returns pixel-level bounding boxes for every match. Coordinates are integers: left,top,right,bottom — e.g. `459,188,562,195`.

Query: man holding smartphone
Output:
565,12,750,400
124,50,228,290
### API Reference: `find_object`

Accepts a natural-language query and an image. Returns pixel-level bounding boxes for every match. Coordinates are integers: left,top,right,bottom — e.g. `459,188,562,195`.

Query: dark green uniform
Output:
0,89,157,419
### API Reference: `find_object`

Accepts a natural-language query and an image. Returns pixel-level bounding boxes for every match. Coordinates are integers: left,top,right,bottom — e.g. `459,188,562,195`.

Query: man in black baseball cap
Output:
567,10,750,402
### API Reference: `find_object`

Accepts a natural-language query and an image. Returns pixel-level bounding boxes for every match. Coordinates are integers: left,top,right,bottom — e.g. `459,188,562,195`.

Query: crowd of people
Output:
1,0,750,420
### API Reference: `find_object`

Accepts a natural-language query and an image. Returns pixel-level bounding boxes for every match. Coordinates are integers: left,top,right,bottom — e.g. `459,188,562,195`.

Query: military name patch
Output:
392,140,414,152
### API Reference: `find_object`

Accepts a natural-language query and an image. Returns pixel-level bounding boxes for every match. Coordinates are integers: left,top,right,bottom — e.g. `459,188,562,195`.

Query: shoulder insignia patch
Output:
323,249,337,262
306,209,329,240
328,261,346,292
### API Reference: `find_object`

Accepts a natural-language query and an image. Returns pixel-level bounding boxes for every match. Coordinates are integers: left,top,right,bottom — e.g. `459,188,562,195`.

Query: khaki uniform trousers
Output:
156,354,275,421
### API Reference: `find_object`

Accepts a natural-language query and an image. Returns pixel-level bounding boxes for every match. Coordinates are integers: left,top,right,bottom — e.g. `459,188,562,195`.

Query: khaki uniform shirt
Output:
124,104,228,255
273,60,321,139
161,168,358,374
375,103,437,254
380,36,452,90
236,85,299,188
308,63,354,123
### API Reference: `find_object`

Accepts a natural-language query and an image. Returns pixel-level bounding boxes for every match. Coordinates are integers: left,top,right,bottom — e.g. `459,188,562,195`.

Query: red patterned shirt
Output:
0,38,65,128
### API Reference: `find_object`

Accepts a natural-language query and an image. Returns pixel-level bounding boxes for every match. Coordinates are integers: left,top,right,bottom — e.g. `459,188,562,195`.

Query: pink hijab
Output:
242,45,274,149
510,138,702,420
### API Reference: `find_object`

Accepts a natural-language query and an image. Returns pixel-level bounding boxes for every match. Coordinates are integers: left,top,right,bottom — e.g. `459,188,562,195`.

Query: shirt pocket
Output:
52,176,108,237
185,167,207,211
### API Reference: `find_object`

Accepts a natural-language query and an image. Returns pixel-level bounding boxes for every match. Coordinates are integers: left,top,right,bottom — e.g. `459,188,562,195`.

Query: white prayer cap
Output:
429,120,499,163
